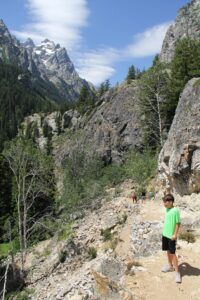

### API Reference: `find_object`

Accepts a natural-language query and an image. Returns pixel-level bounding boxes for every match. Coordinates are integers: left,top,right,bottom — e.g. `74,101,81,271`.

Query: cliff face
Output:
160,0,200,63
158,78,200,195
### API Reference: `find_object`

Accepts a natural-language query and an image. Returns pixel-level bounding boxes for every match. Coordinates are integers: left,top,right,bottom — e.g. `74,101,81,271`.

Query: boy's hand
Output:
171,234,177,240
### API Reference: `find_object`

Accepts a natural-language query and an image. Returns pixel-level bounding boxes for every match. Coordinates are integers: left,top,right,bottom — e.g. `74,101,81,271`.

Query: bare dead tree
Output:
138,61,170,148
3,137,54,272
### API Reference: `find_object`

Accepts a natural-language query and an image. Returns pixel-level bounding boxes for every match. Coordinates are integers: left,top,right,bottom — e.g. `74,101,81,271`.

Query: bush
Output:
57,223,74,241
61,148,125,214
101,229,113,241
88,247,97,259
123,149,157,193
179,231,196,243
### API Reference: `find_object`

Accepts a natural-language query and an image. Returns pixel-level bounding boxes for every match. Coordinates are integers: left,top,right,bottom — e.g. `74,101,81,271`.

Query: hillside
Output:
9,181,200,300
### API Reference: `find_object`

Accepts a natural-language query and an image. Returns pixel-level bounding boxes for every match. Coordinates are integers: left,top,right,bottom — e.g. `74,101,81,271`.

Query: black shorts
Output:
162,236,176,254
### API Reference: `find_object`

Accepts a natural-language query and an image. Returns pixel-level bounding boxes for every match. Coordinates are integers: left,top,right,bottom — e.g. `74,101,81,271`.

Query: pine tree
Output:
167,38,200,127
126,65,136,83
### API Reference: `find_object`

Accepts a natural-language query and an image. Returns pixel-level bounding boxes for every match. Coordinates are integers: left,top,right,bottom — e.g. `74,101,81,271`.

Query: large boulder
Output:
158,78,200,195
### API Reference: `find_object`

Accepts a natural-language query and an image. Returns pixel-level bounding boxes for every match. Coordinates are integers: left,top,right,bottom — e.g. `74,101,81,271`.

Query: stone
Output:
158,78,200,195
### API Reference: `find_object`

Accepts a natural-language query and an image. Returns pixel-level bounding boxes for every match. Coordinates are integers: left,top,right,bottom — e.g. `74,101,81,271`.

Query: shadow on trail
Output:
180,262,200,277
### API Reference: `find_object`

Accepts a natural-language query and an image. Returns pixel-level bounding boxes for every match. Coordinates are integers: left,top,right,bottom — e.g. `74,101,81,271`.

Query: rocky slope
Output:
158,78,200,195
160,0,200,63
0,19,89,101
16,181,200,300
22,82,143,168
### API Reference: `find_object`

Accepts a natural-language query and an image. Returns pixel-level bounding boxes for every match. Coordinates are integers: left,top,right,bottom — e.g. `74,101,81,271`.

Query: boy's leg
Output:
167,251,173,268
168,253,178,272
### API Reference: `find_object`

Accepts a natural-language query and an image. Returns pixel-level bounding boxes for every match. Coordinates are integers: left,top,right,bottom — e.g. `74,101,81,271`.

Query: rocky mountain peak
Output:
0,18,12,39
160,0,200,63
22,38,35,48
0,19,90,101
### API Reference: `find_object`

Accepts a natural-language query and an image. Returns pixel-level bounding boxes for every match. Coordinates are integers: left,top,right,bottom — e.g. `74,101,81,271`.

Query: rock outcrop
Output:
158,78,200,195
54,83,143,168
160,0,200,63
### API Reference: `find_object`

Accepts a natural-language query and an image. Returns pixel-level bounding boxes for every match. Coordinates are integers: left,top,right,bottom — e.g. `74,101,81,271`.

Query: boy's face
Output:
163,199,173,208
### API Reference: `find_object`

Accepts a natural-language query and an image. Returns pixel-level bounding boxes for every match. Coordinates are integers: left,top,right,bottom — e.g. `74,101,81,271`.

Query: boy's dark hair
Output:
163,193,174,202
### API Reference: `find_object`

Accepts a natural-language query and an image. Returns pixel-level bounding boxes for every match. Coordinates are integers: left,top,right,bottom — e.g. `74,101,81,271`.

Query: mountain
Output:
160,0,200,63
0,19,90,102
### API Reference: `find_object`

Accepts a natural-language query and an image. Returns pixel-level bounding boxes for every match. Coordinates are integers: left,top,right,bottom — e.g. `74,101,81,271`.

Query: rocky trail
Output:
123,200,200,300
23,181,200,300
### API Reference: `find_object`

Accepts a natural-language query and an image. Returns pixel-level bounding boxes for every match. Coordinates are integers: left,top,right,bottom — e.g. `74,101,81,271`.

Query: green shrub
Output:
179,231,196,243
101,229,113,241
88,247,97,259
123,149,157,193
57,223,74,241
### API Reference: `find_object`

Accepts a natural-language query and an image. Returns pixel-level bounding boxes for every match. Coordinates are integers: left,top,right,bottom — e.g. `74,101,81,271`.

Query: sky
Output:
1,0,190,86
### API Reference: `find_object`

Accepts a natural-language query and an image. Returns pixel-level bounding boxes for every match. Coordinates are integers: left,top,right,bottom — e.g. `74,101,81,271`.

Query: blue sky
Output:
1,0,189,85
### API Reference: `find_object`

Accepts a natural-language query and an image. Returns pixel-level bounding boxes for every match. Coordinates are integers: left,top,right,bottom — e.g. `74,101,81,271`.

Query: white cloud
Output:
13,0,171,85
76,48,119,85
125,22,172,58
14,0,89,50
76,22,172,85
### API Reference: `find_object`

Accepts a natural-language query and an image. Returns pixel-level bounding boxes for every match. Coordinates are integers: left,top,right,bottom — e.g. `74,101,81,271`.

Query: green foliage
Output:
88,247,97,259
101,229,113,241
179,231,196,243
0,155,13,241
3,137,56,249
6,289,35,300
0,61,57,151
167,38,200,127
76,85,95,115
123,149,157,194
0,243,12,258
101,163,125,186
61,145,126,213
57,223,74,241
126,65,136,83
98,79,110,97
138,58,170,148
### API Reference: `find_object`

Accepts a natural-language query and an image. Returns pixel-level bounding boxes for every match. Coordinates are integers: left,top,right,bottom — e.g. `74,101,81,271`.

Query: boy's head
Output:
163,193,174,208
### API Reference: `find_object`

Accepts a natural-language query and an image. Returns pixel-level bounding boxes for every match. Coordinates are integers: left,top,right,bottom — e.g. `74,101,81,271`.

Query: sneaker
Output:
175,272,182,283
161,265,174,272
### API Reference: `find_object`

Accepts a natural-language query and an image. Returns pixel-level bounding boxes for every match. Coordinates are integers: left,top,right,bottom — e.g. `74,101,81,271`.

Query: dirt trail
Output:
120,199,200,300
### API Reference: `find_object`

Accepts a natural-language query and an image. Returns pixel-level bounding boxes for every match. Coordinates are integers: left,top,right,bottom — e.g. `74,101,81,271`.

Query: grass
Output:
57,223,74,241
179,231,196,243
88,247,97,259
101,229,113,241
0,242,14,258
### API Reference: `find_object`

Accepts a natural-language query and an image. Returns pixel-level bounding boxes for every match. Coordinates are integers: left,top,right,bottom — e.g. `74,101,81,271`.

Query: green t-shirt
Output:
162,207,181,239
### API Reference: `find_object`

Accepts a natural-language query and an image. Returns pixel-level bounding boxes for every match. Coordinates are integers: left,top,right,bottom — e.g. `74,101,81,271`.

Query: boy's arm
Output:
171,223,181,240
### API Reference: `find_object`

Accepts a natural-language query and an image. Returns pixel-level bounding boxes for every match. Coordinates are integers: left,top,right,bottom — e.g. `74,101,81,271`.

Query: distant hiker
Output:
161,193,181,283
131,191,137,203
141,191,146,200
149,191,154,199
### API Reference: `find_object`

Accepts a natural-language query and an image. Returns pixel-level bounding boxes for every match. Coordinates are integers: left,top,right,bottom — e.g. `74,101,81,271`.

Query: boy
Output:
161,193,181,283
